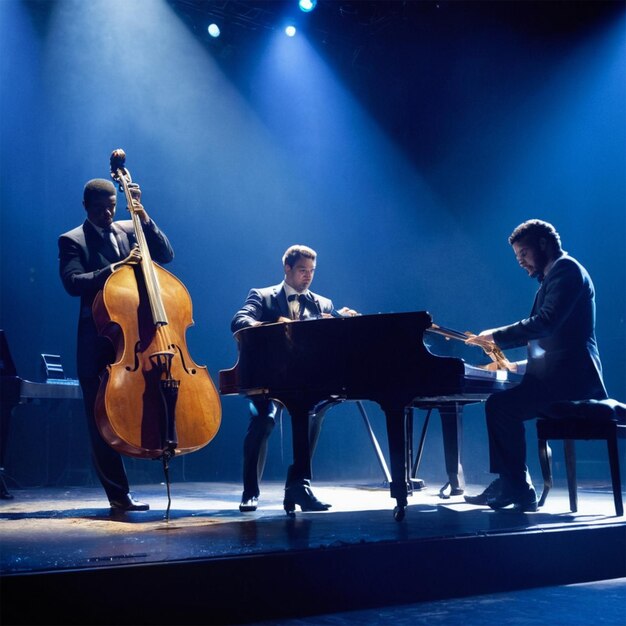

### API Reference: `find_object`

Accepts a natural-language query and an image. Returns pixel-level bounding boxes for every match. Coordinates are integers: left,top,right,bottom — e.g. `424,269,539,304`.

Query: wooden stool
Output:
536,399,626,516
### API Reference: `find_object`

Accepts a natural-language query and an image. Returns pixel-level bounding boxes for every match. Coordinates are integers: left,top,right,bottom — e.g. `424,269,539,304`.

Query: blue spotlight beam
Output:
299,0,317,13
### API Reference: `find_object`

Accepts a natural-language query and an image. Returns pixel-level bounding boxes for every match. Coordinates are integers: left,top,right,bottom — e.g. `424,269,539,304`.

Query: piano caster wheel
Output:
284,500,296,517
393,504,406,522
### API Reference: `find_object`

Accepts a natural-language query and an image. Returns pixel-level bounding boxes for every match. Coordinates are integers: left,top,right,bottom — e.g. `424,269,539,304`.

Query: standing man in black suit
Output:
231,244,357,513
464,219,607,511
58,178,174,512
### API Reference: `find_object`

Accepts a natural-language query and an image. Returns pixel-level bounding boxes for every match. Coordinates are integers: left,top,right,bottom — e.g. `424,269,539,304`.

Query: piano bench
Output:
536,399,626,517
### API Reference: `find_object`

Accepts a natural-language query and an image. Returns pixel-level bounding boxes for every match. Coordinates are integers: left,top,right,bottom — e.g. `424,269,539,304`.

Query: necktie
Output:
102,227,121,259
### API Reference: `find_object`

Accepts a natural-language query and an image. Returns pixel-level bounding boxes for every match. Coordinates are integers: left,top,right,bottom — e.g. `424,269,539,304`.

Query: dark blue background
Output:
1,1,624,491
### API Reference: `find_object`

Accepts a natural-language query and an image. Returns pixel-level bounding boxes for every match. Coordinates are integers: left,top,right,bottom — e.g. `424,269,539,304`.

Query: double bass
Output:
92,150,221,475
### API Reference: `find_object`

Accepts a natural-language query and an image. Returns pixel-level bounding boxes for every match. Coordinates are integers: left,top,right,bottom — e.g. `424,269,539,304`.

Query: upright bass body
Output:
92,148,221,460
93,264,221,458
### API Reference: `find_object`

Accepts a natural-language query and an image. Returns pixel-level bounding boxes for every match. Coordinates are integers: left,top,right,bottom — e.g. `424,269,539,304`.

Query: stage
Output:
1,480,624,625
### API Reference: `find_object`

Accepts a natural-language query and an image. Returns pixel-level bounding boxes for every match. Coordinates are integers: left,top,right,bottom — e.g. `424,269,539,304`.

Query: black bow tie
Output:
288,293,306,302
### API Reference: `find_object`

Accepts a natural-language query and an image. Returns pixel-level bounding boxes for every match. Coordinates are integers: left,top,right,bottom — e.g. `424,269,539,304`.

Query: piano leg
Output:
383,405,410,521
439,403,465,497
407,408,427,490
356,401,392,485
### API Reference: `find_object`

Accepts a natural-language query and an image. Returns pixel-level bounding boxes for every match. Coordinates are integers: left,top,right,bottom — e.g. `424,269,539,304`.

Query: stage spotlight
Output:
285,25,297,37
207,23,220,38
298,0,317,12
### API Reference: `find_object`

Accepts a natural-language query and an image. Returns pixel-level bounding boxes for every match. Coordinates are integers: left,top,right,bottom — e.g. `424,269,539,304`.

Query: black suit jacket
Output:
493,254,607,400
231,283,335,333
59,218,174,378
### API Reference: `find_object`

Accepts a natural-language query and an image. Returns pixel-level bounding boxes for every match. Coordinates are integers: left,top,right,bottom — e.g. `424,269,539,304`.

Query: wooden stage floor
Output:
1,480,625,625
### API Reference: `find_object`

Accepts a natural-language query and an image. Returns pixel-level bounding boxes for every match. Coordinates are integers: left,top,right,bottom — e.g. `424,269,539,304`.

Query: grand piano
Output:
0,331,82,498
219,311,520,520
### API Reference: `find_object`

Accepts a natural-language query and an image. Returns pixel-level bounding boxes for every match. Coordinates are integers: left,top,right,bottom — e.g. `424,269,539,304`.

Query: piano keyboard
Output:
20,379,82,401
463,363,518,383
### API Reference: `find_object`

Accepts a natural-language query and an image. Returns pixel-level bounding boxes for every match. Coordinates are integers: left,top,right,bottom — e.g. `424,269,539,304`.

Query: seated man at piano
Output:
58,178,174,512
464,219,607,511
231,244,357,513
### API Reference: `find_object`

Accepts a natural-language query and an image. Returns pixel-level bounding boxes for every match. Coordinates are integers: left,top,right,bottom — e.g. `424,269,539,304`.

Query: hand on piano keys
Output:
464,331,494,347
330,307,359,318
479,360,526,375
479,361,514,372
464,332,517,373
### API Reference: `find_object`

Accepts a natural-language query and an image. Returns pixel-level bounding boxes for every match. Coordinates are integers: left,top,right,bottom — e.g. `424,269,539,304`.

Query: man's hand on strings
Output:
127,183,150,224
112,245,142,272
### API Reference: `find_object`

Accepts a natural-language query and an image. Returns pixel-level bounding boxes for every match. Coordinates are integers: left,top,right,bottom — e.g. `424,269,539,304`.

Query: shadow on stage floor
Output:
1,480,624,625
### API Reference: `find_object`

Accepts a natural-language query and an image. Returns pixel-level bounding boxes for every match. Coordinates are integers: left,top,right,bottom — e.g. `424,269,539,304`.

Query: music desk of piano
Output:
219,311,520,520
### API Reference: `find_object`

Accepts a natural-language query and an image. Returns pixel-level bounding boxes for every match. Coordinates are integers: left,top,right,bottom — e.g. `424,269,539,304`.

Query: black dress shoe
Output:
488,485,538,512
239,496,258,512
109,494,150,512
439,482,464,499
283,484,331,514
464,478,502,505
